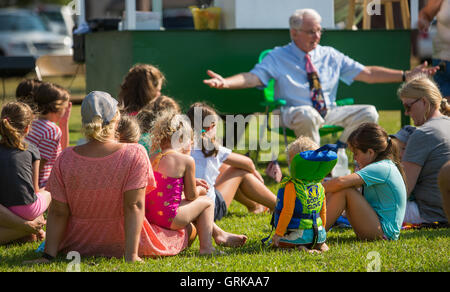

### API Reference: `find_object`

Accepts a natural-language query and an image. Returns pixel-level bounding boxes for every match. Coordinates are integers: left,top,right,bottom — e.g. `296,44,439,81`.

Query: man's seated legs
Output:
278,104,378,145
324,104,379,143
278,105,324,145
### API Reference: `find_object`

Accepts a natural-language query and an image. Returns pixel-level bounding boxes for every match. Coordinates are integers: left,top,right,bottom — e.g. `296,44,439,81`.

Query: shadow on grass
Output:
326,226,450,245
400,227,450,240
0,247,46,267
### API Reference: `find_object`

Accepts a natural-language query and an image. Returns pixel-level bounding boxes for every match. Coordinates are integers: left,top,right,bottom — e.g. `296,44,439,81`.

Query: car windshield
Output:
0,13,50,32
39,11,64,23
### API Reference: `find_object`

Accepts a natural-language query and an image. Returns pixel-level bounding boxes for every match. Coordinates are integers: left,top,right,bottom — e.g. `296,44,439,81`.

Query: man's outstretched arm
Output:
354,61,439,84
203,70,263,89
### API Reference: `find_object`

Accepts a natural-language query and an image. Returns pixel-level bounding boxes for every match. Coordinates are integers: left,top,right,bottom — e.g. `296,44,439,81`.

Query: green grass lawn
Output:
0,79,449,272
1,201,449,272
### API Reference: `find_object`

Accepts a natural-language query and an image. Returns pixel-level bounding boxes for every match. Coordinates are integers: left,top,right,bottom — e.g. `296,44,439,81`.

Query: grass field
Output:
0,77,449,272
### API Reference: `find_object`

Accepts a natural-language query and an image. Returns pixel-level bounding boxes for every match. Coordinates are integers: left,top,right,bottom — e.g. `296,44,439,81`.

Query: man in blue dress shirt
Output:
204,8,438,146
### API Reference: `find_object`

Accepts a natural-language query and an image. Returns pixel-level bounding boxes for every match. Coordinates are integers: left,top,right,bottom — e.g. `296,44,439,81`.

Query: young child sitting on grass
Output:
136,95,181,158
25,82,72,188
117,115,141,144
271,136,336,253
187,102,276,221
390,125,416,160
0,102,51,244
146,109,246,254
323,123,407,241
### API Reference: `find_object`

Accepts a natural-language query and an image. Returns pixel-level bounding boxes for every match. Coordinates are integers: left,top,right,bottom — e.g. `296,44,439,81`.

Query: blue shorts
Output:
279,226,327,246
432,59,450,97
214,189,227,221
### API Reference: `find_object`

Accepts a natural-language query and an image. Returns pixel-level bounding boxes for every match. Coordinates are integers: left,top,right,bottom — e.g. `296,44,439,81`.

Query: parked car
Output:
35,4,75,36
0,8,72,57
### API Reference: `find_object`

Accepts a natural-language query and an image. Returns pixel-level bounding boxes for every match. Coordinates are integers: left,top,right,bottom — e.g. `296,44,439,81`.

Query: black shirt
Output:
0,143,40,207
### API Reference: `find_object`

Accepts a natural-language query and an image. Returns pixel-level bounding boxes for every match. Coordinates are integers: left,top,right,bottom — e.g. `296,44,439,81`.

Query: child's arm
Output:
59,102,72,149
184,156,204,201
0,204,45,233
322,173,364,193
273,182,296,246
32,159,40,193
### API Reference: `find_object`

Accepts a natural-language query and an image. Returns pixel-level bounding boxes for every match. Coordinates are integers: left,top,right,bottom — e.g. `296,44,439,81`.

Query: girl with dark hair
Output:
187,102,276,221
118,64,165,115
25,82,72,188
15,79,42,113
323,123,407,241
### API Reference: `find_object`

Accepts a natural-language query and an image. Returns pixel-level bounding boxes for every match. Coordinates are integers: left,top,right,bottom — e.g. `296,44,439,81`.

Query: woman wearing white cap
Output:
30,91,191,263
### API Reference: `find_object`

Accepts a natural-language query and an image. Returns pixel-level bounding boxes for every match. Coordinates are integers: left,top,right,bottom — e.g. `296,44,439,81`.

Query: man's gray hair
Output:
289,9,322,30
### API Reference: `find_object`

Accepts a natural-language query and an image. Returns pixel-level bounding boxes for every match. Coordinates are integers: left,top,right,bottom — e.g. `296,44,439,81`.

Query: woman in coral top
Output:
31,91,190,263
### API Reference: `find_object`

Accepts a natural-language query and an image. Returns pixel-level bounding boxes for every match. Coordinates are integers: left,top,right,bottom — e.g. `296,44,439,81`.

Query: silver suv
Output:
0,8,72,57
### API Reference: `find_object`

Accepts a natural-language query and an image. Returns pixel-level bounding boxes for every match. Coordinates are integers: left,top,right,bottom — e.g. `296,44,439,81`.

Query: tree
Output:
1,0,72,8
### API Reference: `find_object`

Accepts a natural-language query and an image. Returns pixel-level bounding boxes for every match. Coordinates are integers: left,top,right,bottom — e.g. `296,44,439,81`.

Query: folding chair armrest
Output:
336,98,354,106
259,98,286,109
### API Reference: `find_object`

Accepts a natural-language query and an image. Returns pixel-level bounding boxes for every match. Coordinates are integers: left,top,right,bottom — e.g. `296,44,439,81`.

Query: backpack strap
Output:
308,210,319,250
261,212,275,246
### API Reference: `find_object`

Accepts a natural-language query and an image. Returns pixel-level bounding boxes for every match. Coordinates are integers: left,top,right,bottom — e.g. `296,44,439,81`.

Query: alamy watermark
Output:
366,251,381,272
170,108,280,162
67,0,81,16
366,0,382,16
66,251,81,272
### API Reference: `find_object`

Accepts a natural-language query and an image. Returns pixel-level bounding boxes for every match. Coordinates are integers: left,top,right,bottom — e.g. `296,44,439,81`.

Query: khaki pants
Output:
275,104,379,145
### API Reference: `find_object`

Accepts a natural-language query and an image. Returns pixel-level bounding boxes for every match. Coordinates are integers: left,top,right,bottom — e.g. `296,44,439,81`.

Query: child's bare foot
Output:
295,243,328,253
37,230,46,241
248,204,269,214
214,231,247,247
315,242,329,252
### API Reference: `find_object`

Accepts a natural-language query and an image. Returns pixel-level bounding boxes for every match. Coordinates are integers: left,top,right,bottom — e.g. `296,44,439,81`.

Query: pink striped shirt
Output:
25,119,62,188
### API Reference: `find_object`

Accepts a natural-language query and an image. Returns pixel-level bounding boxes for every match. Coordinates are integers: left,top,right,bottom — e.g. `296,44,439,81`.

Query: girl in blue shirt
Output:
323,123,407,240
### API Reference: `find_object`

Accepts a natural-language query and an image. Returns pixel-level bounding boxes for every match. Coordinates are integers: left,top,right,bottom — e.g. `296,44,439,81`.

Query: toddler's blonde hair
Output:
286,136,319,164
82,111,120,142
117,115,141,143
151,109,192,153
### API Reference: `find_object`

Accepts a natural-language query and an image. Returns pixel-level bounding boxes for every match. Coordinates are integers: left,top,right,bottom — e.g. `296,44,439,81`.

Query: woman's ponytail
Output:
440,98,450,117
0,102,34,151
348,123,407,186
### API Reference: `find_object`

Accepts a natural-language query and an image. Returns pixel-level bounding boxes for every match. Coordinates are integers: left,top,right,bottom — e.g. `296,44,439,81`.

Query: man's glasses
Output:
403,98,422,112
299,28,324,36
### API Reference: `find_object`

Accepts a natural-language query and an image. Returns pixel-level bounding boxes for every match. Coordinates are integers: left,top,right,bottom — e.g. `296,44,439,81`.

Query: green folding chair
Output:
258,49,354,148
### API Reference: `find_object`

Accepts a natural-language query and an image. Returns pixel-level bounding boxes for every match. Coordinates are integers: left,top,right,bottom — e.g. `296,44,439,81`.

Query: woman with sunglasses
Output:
397,74,450,225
